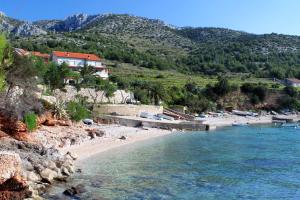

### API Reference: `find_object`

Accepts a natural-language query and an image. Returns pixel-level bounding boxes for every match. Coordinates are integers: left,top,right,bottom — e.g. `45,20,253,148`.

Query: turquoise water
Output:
47,125,300,200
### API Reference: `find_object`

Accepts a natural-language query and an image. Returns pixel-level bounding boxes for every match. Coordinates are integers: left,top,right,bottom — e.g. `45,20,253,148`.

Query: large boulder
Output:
0,152,31,199
0,110,30,141
37,111,71,127
0,177,31,200
39,168,58,183
0,152,22,184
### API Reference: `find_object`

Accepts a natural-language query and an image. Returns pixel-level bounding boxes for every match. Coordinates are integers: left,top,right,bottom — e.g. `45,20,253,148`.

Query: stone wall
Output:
94,104,163,116
54,86,133,104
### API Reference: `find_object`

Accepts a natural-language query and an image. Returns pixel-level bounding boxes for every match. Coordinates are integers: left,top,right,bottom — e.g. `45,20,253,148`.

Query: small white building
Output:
285,78,300,87
52,51,109,79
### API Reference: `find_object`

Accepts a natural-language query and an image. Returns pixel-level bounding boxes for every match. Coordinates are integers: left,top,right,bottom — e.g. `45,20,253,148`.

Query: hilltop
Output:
2,13,300,77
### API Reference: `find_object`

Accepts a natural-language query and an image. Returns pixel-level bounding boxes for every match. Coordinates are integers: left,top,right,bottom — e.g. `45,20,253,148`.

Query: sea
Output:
45,124,300,200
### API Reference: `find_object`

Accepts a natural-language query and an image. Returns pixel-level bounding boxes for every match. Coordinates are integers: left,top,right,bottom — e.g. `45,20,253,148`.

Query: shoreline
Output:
40,114,299,198
58,114,300,161
203,114,299,128
60,126,174,161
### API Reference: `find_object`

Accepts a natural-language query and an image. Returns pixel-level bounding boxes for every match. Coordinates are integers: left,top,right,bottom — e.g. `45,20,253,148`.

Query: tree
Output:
4,55,43,119
213,76,232,97
67,100,90,122
32,56,48,78
284,86,298,98
101,81,117,103
0,34,12,91
148,82,169,105
44,62,71,91
80,65,96,80
241,83,267,104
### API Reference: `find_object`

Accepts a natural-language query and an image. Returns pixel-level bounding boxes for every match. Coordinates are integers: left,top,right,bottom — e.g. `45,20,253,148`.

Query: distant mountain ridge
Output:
0,14,47,36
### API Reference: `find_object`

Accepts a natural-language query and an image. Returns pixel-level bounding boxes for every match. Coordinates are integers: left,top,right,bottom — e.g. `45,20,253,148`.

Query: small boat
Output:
232,122,248,127
156,114,175,121
281,123,299,128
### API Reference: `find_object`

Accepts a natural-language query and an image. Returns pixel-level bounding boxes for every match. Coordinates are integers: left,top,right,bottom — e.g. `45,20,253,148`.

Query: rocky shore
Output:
0,137,77,199
0,112,83,199
0,109,173,199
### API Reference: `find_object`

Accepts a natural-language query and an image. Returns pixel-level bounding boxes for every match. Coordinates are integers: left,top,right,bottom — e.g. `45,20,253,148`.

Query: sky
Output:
1,0,300,35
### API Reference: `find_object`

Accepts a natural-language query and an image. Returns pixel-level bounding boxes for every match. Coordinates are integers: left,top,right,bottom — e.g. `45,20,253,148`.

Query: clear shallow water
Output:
46,125,300,200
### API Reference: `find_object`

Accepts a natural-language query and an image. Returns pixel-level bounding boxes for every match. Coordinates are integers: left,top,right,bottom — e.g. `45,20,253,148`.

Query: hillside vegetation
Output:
0,13,298,78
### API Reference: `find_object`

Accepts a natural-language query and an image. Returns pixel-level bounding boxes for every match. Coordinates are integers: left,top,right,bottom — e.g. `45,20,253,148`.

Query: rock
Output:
12,22,47,37
70,138,76,145
119,136,126,140
91,180,104,188
39,168,58,183
0,110,29,141
63,188,76,197
66,152,78,160
63,184,86,197
43,160,57,171
66,165,75,174
44,119,56,126
33,164,44,174
57,120,71,127
0,177,31,199
26,172,40,182
88,132,96,139
37,112,71,127
61,167,70,176
54,175,68,183
14,121,27,133
73,184,86,194
95,130,105,137
86,129,105,138
62,160,75,174
0,152,22,184
37,112,53,126
40,95,57,105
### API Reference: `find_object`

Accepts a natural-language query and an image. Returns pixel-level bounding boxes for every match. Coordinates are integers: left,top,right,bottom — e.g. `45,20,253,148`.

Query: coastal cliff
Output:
0,112,78,199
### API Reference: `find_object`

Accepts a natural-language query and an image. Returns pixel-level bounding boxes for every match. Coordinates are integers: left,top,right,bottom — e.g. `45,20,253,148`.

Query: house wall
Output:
86,61,102,67
286,80,300,87
292,83,300,87
52,54,109,79
56,57,85,67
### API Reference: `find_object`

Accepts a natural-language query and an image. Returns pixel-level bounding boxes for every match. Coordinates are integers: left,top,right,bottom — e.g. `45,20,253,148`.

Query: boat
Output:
156,114,175,121
140,112,155,119
232,122,248,127
232,110,258,117
281,123,299,128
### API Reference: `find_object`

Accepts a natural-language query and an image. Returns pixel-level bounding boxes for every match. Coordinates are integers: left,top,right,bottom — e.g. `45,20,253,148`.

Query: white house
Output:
285,78,300,87
51,51,109,79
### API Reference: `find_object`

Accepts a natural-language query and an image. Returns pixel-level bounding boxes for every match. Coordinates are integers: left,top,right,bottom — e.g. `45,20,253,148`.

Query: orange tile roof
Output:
286,78,300,84
31,51,50,59
52,51,101,61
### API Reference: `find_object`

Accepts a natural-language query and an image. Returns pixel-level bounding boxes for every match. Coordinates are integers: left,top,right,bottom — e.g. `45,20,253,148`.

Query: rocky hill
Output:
3,13,300,77
0,13,46,36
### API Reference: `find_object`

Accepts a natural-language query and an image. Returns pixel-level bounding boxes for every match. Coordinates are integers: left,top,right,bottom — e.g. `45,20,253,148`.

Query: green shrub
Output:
155,74,165,79
67,101,90,122
24,112,37,132
241,83,267,104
